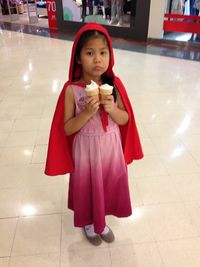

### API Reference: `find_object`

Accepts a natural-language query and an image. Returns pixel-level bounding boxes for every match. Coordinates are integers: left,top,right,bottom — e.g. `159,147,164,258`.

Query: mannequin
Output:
166,0,183,14
0,0,9,15
79,0,94,19
172,0,183,14
93,0,106,19
194,0,200,10
81,0,86,20
190,0,196,15
182,0,188,14
104,0,111,20
110,0,124,25
88,0,93,15
191,0,200,41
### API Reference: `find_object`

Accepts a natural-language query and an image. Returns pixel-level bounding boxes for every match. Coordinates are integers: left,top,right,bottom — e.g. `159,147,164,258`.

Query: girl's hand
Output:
100,95,115,114
85,96,100,116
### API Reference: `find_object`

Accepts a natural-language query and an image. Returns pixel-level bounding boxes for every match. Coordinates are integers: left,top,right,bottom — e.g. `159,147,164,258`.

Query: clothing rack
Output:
25,0,38,23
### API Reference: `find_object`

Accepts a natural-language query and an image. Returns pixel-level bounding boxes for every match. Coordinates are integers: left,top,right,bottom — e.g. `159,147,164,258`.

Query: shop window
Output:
61,0,136,28
164,0,200,37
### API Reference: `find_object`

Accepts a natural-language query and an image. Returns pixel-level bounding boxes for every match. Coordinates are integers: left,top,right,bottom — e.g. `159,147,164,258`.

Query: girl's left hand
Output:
100,95,115,114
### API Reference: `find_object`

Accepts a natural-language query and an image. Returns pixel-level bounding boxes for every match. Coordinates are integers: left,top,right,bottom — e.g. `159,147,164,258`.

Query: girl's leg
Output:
116,0,123,25
190,0,196,15
194,9,200,41
84,224,96,237
88,0,93,15
190,9,200,41
81,0,87,20
101,4,106,18
110,0,117,24
93,0,98,15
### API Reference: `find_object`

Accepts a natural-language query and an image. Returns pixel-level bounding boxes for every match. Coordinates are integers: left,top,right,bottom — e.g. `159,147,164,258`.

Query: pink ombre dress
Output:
68,85,132,234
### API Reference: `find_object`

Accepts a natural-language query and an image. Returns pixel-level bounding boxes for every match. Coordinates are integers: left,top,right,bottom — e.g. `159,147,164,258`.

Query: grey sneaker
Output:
100,226,115,243
83,228,102,246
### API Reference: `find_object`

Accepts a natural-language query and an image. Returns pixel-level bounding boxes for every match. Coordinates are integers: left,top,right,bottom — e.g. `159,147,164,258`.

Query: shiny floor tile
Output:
31,145,47,163
0,188,23,218
184,203,200,234
157,238,200,267
0,120,14,133
61,248,112,267
12,118,40,131
0,218,18,257
110,243,164,267
9,253,60,267
5,131,37,147
0,133,9,147
106,214,155,245
0,258,9,267
11,215,61,256
0,165,26,189
21,182,63,215
0,147,33,165
143,203,199,241
135,175,182,205
130,155,167,177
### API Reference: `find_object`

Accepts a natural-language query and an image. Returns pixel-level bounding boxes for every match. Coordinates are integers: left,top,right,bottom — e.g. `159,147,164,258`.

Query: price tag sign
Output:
46,0,58,29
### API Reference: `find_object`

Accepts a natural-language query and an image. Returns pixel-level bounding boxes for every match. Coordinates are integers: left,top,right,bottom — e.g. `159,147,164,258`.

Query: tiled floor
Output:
0,23,200,267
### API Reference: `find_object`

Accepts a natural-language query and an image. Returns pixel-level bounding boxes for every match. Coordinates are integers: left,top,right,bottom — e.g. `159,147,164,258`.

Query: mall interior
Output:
0,1,200,267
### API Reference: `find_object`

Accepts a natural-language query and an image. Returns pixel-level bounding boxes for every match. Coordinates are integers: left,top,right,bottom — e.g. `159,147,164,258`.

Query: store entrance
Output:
164,0,200,42
56,0,151,41
0,0,49,28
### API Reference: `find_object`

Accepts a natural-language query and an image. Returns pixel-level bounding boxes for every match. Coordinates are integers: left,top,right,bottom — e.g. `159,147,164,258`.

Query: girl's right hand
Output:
85,96,100,116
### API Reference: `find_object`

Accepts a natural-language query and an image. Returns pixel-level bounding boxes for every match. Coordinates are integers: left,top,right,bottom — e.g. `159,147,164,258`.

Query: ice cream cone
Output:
85,80,99,99
99,84,113,99
85,88,99,97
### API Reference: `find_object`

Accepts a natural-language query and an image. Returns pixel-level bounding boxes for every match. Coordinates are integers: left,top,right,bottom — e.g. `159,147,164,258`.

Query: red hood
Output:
69,23,114,81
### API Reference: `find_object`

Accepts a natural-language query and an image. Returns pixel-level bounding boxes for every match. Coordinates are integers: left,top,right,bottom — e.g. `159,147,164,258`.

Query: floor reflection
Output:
0,21,200,62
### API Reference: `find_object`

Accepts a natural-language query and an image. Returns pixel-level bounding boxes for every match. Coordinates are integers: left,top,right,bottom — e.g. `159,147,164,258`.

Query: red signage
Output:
46,0,58,29
164,14,200,34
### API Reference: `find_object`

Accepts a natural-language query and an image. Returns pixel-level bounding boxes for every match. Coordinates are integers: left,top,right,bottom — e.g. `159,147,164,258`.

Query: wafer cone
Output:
85,80,99,100
99,84,113,99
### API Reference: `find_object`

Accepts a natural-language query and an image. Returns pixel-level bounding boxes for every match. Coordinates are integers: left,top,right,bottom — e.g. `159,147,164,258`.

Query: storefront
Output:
55,0,151,41
163,0,200,41
0,1,49,27
1,1,199,42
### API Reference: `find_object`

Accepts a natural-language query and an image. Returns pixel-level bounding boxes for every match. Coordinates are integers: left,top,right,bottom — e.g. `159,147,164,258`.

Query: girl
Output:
45,23,143,246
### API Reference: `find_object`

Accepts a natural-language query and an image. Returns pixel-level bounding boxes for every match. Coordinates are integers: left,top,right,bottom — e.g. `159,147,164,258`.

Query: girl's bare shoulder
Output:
65,85,74,99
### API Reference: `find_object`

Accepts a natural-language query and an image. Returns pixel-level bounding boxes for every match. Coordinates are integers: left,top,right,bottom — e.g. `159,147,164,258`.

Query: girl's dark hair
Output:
73,30,117,102
75,30,108,59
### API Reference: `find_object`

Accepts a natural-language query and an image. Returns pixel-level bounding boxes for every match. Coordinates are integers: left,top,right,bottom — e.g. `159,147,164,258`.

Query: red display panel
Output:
46,0,58,29
164,14,200,34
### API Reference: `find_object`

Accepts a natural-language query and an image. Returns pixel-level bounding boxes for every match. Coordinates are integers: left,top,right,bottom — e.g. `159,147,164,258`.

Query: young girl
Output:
45,23,143,246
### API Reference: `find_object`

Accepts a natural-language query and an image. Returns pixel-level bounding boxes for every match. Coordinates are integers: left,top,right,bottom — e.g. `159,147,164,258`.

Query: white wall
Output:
148,0,166,39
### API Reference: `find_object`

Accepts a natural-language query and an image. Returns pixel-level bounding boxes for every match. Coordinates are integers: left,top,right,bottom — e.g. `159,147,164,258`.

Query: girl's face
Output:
77,36,110,83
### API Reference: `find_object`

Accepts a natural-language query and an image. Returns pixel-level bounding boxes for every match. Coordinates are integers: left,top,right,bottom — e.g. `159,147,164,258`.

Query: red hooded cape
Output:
45,23,143,176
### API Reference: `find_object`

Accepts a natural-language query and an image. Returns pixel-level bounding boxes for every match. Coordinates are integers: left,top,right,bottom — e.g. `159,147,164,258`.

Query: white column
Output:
148,0,166,39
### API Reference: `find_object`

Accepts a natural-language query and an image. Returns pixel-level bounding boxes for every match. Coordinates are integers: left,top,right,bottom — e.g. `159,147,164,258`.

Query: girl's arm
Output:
64,85,100,136
101,90,129,125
